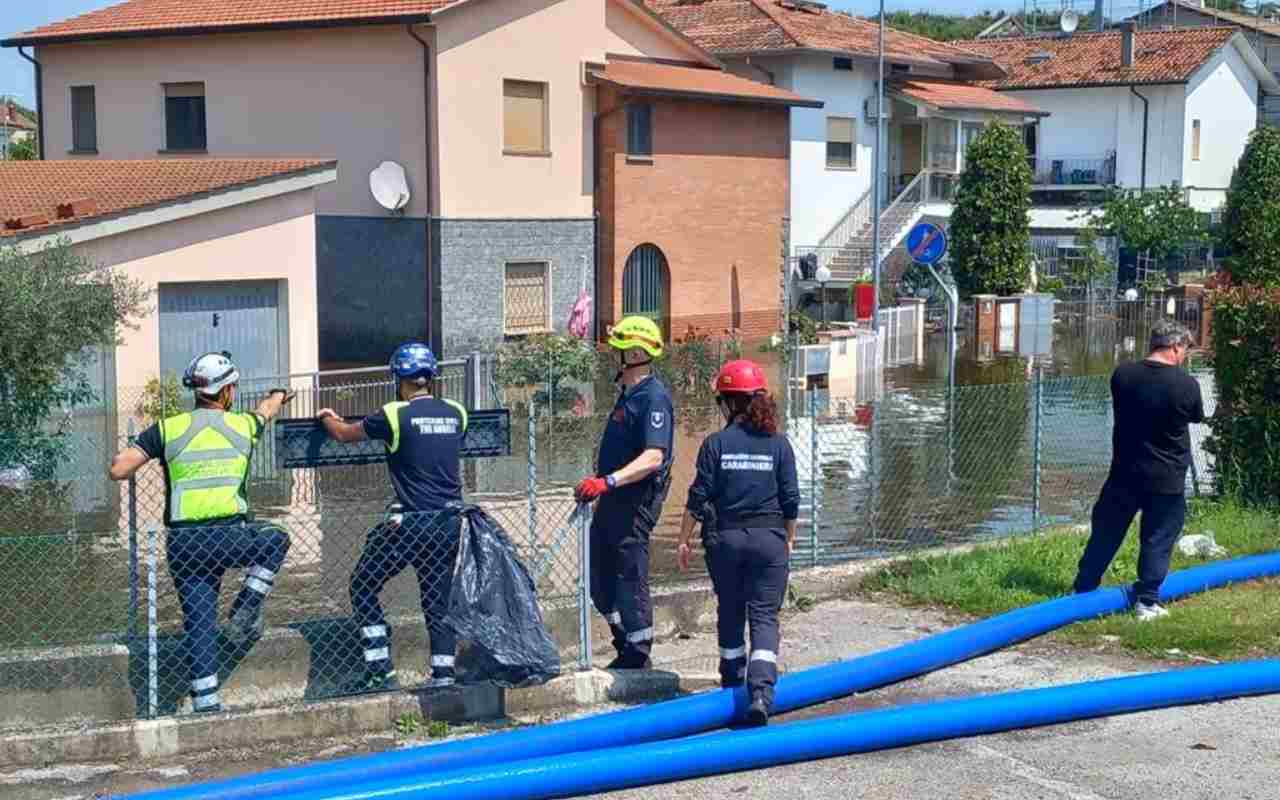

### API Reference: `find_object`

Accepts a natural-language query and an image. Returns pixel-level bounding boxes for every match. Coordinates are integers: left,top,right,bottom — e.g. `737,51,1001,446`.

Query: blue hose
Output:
128,551,1280,800
295,659,1280,800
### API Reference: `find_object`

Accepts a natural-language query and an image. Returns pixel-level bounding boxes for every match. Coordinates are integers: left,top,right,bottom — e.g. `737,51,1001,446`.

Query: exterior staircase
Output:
799,171,956,283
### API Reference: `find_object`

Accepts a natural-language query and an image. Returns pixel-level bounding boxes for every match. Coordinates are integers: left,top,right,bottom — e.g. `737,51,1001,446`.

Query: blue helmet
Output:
390,342,438,381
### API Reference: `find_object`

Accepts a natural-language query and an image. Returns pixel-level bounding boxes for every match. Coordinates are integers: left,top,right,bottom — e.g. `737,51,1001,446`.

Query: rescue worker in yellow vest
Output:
109,352,293,714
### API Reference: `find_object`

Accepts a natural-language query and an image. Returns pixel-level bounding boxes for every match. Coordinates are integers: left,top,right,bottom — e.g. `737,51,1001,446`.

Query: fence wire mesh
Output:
0,367,1217,730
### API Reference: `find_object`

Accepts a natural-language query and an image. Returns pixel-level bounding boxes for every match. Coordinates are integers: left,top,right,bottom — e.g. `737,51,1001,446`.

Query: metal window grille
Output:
622,244,667,321
504,262,550,335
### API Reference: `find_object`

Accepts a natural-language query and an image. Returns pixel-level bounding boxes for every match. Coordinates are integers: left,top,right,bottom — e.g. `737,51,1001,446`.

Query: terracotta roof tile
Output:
892,79,1046,115
960,27,1237,89
0,159,334,237
647,0,996,69
0,104,36,131
5,0,460,44
594,59,821,105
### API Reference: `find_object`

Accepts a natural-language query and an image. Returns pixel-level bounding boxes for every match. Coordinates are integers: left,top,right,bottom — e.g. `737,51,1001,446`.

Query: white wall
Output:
1185,44,1258,207
38,27,428,218
760,53,877,250
1006,84,1184,189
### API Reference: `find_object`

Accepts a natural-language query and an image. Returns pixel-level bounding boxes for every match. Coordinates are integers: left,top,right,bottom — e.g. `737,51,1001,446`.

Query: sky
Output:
0,0,1047,108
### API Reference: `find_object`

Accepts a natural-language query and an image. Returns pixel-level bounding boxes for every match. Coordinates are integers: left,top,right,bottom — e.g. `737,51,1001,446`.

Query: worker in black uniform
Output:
575,315,674,670
318,342,468,693
677,359,799,726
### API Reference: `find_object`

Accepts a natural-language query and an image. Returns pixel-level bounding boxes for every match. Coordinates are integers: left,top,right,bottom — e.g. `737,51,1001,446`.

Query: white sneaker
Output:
1135,601,1170,622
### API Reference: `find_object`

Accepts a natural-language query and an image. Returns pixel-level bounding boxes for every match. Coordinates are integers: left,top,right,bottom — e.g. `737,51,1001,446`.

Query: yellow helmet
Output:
607,315,664,358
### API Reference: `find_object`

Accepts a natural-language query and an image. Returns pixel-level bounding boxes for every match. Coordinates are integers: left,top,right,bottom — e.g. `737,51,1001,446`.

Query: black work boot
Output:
745,692,769,727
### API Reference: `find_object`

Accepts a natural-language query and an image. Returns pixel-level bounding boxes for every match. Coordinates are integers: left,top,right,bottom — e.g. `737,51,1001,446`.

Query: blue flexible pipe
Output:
295,659,1280,800
128,551,1280,800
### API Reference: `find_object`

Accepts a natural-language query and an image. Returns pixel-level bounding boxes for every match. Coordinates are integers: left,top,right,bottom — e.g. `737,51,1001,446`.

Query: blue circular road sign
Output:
906,222,948,266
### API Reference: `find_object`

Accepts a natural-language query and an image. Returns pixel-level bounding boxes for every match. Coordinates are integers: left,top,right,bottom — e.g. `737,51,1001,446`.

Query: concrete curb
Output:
0,668,721,768
1,533,1057,767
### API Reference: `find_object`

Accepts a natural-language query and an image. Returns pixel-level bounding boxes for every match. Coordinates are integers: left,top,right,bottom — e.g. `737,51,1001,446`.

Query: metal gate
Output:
158,281,283,391
622,244,668,325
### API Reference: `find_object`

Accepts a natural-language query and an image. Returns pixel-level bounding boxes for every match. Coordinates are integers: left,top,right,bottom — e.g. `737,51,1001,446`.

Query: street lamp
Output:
815,265,832,329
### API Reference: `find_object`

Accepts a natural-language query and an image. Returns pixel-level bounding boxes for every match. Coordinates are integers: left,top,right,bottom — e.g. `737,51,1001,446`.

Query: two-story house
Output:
0,101,35,155
648,0,1047,285
6,0,818,368
963,25,1280,214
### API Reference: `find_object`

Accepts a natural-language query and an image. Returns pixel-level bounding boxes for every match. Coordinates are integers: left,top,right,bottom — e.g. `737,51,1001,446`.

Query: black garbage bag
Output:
445,505,560,688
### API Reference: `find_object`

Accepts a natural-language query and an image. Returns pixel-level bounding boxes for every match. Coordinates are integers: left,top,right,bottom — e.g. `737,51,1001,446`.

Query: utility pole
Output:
871,0,885,333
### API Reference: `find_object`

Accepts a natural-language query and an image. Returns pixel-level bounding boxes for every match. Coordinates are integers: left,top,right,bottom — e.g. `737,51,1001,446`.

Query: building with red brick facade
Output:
592,59,820,340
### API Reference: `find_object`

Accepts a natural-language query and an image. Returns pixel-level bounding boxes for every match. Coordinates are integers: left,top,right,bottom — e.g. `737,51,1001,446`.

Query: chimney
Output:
1121,21,1136,68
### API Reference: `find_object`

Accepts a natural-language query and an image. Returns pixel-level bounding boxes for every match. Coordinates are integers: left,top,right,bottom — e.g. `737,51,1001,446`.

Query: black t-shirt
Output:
686,421,800,529
1108,360,1205,495
133,410,264,526
363,396,467,511
596,374,675,497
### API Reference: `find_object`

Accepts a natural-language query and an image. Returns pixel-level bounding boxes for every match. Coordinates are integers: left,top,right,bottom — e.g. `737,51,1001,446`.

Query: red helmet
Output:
714,359,768,394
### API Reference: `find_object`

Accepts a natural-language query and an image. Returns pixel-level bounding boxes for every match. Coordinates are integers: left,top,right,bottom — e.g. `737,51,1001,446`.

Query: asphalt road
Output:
9,597,1279,800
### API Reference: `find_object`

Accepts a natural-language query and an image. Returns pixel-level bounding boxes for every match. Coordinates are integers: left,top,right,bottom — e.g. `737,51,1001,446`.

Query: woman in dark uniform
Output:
677,359,799,726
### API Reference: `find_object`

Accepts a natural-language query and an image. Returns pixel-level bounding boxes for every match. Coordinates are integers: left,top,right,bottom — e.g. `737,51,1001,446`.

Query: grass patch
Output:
861,500,1280,660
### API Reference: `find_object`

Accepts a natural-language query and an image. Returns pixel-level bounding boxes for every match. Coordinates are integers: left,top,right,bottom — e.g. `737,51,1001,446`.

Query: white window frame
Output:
502,260,553,336
1191,118,1201,162
502,78,551,157
826,115,857,171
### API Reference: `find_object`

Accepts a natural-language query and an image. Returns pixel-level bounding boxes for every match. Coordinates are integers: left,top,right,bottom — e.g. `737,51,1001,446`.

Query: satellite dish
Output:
370,161,410,212
1059,9,1080,33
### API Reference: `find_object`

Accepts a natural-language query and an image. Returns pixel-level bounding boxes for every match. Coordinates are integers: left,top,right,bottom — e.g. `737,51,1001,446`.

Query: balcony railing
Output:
1029,155,1116,187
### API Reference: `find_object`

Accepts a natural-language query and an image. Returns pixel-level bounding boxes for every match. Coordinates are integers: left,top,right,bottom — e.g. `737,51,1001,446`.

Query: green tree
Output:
495,333,596,412
0,240,150,478
6,137,36,160
949,123,1033,297
1222,124,1280,286
1095,186,1206,267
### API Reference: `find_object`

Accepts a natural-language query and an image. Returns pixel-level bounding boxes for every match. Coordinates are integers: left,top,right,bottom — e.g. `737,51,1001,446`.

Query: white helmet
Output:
183,351,240,397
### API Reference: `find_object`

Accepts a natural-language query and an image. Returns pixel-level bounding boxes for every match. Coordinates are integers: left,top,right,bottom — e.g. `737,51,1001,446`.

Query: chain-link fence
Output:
0,365,1217,731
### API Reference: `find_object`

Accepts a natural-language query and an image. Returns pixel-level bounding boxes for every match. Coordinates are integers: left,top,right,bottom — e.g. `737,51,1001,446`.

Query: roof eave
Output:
599,80,823,108
995,79,1189,91
1,13,437,48
1226,31,1280,93
6,161,338,245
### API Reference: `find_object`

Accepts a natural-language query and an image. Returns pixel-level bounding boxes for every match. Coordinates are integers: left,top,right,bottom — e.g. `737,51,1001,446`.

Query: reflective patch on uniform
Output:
650,411,665,429
361,625,387,639
193,692,221,710
245,576,272,594
626,627,654,643
364,647,390,662
431,654,456,667
605,611,622,625
719,646,747,660
750,649,778,664
192,674,219,692
248,566,276,582
721,454,774,472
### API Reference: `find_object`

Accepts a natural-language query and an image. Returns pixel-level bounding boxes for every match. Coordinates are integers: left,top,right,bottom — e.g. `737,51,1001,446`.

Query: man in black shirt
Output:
319,342,467,692
1073,320,1206,620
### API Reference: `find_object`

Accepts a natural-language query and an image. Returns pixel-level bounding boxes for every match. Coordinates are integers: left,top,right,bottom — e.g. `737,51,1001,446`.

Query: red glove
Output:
575,477,610,502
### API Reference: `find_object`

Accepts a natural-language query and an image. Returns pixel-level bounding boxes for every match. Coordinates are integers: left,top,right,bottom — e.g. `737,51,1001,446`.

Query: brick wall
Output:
598,85,789,339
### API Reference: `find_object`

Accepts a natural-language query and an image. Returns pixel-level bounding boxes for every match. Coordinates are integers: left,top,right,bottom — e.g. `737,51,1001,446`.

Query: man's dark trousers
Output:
1073,478,1186,605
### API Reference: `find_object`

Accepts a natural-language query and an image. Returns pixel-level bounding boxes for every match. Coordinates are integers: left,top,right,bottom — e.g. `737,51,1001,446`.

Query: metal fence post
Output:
528,402,538,551
146,524,158,719
809,390,819,567
1032,364,1044,533
578,503,593,672
127,420,139,645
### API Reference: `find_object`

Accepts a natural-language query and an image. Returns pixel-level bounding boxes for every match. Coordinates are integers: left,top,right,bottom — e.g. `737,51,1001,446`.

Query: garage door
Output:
158,281,284,391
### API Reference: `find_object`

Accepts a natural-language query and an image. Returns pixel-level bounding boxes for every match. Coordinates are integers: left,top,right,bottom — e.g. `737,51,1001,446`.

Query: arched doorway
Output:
622,243,669,334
